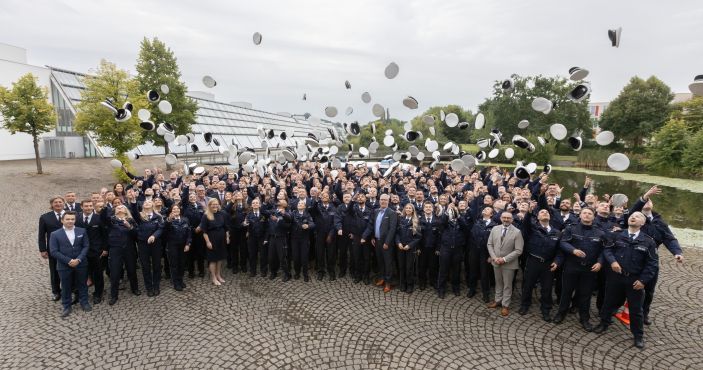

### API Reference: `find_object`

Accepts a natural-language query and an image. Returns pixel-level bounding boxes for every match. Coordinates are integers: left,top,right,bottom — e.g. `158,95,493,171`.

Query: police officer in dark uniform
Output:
183,192,205,278
333,193,354,280
134,200,165,297
290,199,315,281
519,196,561,321
436,203,470,298
629,186,684,325
164,205,191,291
418,201,440,290
593,212,659,349
266,199,292,281
349,193,373,284
553,207,606,331
107,205,140,305
244,198,267,277
311,192,336,281
396,203,422,293
468,207,498,302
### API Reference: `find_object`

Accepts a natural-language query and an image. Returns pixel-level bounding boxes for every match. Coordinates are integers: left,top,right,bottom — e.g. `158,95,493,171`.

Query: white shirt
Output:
628,230,640,240
83,213,93,224
64,226,75,245
55,210,65,221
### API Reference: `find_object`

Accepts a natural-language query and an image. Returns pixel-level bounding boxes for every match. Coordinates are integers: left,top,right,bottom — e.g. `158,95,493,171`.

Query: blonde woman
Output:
199,198,229,285
135,200,164,297
106,204,140,305
395,203,422,294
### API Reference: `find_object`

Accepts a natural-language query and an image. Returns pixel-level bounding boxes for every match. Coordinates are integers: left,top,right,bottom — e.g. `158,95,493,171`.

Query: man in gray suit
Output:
487,212,524,316
363,194,398,293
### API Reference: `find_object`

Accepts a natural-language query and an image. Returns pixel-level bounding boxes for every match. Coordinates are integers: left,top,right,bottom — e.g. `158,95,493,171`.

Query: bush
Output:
646,118,689,174
682,129,703,176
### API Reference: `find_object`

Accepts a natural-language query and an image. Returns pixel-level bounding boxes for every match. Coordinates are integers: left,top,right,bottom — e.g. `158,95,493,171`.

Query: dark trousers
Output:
374,240,394,282
269,236,290,277
186,233,205,275
398,249,418,290
48,254,61,295
138,240,162,291
520,256,554,313
418,248,438,289
247,234,267,275
58,267,88,309
230,231,247,271
337,234,351,275
557,269,597,322
599,271,645,339
87,253,105,298
468,247,492,297
314,232,334,276
643,269,658,318
109,246,138,299
437,248,462,294
351,237,371,279
161,240,170,276
291,237,310,276
167,242,186,288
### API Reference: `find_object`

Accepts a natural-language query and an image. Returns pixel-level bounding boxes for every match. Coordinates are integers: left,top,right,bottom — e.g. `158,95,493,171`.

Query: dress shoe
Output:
174,285,183,291
260,271,268,278
303,275,310,282
93,296,102,305
634,337,645,349
188,271,194,279
580,320,593,332
339,271,346,279
132,289,142,296
593,323,609,334
354,277,362,284
269,273,277,280
400,286,407,293
232,267,239,274
52,293,61,302
241,266,247,273
375,279,385,287
487,301,501,309
108,297,118,306
407,286,414,294
81,304,93,312
643,315,651,325
198,271,205,278
438,291,446,299
500,307,510,317
316,273,324,281
282,274,291,282
552,313,566,324
61,307,71,318
181,282,186,288
71,294,79,305
329,275,336,281
518,307,529,316
418,284,426,291
542,312,552,322
467,290,476,298
147,290,155,297
383,284,392,293
452,289,460,297
364,277,371,285
248,272,256,278
294,274,301,280
154,288,160,296
569,306,578,314
482,295,491,303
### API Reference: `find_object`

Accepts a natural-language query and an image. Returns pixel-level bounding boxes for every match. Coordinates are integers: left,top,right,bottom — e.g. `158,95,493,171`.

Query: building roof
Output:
47,66,344,157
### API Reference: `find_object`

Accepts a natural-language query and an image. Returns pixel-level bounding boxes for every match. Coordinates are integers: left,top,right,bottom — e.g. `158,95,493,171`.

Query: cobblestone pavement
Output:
0,159,701,369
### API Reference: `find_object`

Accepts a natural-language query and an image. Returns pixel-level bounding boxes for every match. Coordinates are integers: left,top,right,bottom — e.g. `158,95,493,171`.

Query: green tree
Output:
682,128,703,176
0,73,56,174
599,76,674,149
670,96,703,133
476,74,591,143
135,37,197,159
75,59,148,180
409,105,474,144
646,118,688,173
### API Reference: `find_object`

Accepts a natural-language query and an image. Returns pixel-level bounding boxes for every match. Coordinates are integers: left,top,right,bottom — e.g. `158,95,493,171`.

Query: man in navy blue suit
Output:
49,211,91,318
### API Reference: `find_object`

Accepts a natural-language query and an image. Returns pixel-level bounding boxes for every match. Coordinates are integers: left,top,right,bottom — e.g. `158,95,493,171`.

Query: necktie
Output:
84,216,88,224
255,212,259,218
501,227,507,242
56,213,61,222
629,233,635,241
426,217,430,223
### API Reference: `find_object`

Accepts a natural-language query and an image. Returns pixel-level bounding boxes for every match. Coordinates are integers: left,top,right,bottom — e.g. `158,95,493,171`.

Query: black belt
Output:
529,254,546,263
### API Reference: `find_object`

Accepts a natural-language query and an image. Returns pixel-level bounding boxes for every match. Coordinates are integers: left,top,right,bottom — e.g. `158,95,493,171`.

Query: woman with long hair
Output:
396,203,422,293
153,197,170,279
106,204,140,305
113,183,126,203
164,205,191,291
135,200,164,297
200,198,229,285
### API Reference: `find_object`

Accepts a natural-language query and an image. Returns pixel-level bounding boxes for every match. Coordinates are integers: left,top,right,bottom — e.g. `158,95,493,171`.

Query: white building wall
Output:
0,43,52,161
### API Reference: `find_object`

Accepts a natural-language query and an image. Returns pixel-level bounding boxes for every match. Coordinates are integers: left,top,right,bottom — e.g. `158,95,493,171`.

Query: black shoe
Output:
542,312,552,322
482,295,491,303
282,275,291,282
198,271,205,278
467,290,476,298
294,274,301,280
552,313,566,324
93,296,102,305
132,289,142,296
108,297,118,306
147,290,155,297
593,323,608,334
52,293,61,302
452,289,460,297
232,267,239,274
164,272,171,279
261,271,268,278
581,320,593,332
81,304,92,312
339,271,346,279
241,266,247,273
634,337,645,349
364,277,371,285
569,306,578,314
61,307,71,318
181,282,186,289
304,275,310,282
643,315,652,325
518,307,529,316
188,271,194,279
354,277,362,284
174,285,183,291
71,294,79,305
329,275,336,282
400,286,407,293
154,288,160,296
269,273,276,280
316,273,324,281
438,291,446,299
419,284,426,291
249,272,256,278
407,286,414,294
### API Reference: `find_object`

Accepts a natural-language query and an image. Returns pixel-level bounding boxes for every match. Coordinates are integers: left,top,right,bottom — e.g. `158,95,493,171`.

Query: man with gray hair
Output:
487,211,524,316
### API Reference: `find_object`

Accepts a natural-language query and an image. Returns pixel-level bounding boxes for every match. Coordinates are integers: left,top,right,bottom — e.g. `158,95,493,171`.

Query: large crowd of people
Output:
38,160,684,349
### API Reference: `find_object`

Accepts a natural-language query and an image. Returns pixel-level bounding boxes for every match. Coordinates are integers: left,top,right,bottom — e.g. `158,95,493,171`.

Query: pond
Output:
545,169,703,231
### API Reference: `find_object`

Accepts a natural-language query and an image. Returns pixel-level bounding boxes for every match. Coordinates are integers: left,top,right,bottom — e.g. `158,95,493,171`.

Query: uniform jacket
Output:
604,230,659,284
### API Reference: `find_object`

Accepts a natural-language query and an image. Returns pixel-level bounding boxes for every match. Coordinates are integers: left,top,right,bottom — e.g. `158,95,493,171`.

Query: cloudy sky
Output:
1,0,701,123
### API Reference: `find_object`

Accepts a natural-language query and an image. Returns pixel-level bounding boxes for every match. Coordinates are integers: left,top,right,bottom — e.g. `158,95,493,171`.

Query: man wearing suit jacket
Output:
49,212,91,317
487,211,524,316
75,200,108,304
63,191,82,214
38,196,66,301
363,194,398,293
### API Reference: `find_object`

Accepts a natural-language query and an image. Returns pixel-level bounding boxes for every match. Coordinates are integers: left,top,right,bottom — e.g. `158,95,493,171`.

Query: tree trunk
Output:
33,135,43,174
